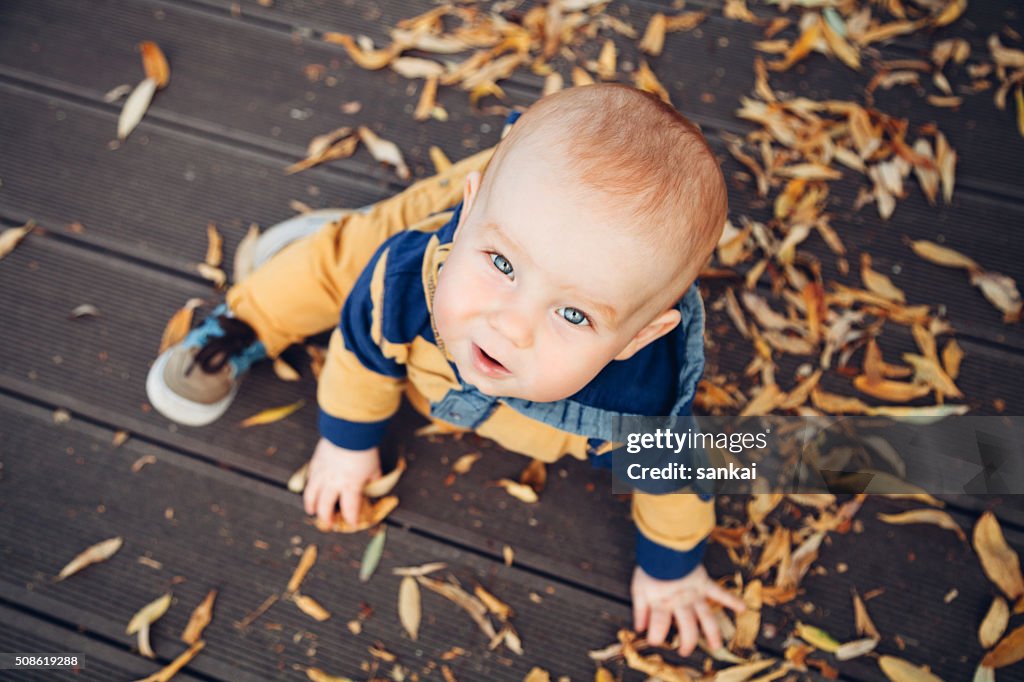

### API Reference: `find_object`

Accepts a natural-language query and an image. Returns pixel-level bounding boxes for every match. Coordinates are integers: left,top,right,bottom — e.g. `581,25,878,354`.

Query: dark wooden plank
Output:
154,0,1024,199
0,603,205,681
1,0,1022,351
0,392,662,681
4,230,1024,678
1,76,1021,357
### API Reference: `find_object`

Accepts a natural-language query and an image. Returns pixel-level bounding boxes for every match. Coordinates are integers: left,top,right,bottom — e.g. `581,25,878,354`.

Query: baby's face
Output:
433,155,677,403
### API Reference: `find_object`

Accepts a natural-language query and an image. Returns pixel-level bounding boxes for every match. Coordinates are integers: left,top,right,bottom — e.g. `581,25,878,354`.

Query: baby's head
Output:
433,83,727,402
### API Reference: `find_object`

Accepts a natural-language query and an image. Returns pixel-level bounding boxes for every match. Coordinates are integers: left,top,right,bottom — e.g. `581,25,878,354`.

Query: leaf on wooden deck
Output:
56,536,123,581
240,400,306,427
118,77,158,141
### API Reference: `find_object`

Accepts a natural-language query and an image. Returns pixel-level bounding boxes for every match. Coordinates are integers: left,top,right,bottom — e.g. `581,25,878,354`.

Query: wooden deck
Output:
1,1,1023,680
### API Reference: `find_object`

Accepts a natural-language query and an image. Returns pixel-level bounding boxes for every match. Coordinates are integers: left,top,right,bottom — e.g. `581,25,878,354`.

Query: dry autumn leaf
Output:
239,399,306,427
127,592,172,658
286,544,318,595
133,640,205,682
358,126,410,180
359,528,386,583
982,625,1024,668
204,223,223,268
139,41,170,88
315,495,399,533
973,512,1024,602
364,457,407,497
979,596,1010,650
495,478,539,503
877,509,965,541
398,575,421,640
118,77,158,141
293,593,331,621
56,536,123,581
182,589,216,645
0,221,36,261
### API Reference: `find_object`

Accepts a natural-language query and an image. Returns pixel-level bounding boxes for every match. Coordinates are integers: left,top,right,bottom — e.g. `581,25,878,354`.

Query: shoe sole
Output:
146,349,239,427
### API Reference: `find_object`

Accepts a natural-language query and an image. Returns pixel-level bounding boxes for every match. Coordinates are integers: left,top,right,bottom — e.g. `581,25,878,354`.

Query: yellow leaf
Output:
572,65,595,87
240,400,305,427
452,452,481,475
204,223,222,268
983,625,1024,668
907,239,979,271
970,270,1023,324
853,590,880,640
196,262,226,288
358,126,410,180
1016,86,1024,138
795,622,840,653
428,145,452,174
769,18,821,72
315,495,399,533
322,33,401,69
979,597,1010,649
56,536,123,581
853,375,931,402
974,512,1024,601
399,576,421,640
639,13,666,56
182,590,217,644
877,510,965,541
0,221,36,261
519,459,546,495
523,667,551,682
133,641,205,682
414,76,438,122
932,0,967,28
475,584,513,621
878,655,944,682
272,357,300,381
633,60,671,106
288,462,309,493
822,19,861,70
293,593,331,621
363,457,407,497
139,41,170,88
305,668,354,682
286,544,318,595
596,39,616,80
496,479,539,503
127,593,172,634
390,57,444,79
861,253,905,302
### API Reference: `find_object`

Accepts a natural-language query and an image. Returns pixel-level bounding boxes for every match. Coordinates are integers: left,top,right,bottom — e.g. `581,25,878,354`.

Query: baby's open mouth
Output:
472,343,510,376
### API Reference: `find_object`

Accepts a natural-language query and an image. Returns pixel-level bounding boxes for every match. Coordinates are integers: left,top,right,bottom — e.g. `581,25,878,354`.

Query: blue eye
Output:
558,307,590,326
491,253,514,278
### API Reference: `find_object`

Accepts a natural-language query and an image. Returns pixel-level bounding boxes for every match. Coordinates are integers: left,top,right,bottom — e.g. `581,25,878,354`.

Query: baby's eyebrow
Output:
482,220,524,256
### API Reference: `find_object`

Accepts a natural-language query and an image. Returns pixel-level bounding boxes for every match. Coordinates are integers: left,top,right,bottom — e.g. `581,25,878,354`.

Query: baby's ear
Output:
614,308,681,361
454,170,482,240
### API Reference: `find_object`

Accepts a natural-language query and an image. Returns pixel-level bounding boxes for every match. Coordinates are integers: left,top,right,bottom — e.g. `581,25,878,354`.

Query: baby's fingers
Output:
694,600,722,651
316,487,339,528
303,478,319,516
707,582,746,614
673,608,698,656
340,486,364,527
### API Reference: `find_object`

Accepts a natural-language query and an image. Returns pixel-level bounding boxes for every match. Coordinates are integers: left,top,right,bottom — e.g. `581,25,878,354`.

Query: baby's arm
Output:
308,245,407,527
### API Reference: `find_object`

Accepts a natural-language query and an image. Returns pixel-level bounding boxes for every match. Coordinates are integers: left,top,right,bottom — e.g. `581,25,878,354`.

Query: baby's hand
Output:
303,437,381,528
631,564,746,657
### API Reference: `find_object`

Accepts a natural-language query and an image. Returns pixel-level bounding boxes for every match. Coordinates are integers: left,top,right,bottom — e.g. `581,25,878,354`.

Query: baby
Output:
147,83,742,655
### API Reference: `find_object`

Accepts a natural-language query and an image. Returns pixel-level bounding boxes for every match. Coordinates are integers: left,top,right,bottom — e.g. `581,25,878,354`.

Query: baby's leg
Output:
227,145,494,357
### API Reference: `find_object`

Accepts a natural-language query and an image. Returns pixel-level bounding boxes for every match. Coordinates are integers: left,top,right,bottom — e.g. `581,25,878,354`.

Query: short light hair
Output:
479,83,728,308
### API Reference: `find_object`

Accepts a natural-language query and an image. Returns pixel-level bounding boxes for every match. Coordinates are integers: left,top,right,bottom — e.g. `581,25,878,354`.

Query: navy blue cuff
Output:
636,531,708,580
318,408,389,451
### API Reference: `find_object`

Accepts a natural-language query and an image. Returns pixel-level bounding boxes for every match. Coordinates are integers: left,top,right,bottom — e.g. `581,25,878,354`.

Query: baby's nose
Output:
487,306,534,349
